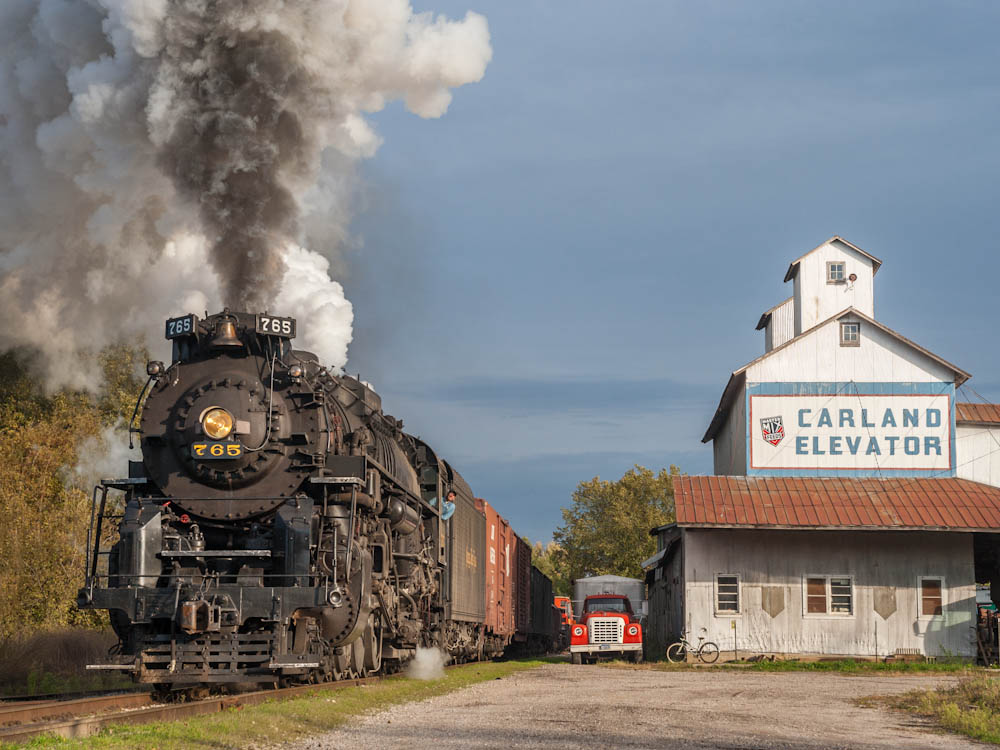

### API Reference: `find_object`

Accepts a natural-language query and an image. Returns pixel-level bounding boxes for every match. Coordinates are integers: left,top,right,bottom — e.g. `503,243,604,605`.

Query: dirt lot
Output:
287,663,981,750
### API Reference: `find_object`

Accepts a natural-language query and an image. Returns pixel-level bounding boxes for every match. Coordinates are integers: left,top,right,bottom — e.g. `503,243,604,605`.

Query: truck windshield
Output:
584,597,627,613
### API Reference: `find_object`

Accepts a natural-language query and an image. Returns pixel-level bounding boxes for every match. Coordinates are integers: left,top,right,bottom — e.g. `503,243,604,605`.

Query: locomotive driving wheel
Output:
350,637,365,676
363,614,383,674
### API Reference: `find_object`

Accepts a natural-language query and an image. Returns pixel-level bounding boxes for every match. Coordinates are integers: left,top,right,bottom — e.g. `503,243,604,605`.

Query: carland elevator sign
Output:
746,382,955,476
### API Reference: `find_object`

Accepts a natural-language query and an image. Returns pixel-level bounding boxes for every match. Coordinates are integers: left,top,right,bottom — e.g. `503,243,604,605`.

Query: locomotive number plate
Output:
165,314,198,339
255,315,296,338
191,441,243,460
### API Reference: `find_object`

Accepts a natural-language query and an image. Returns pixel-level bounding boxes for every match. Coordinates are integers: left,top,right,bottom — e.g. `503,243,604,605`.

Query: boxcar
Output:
527,565,557,653
478,499,515,656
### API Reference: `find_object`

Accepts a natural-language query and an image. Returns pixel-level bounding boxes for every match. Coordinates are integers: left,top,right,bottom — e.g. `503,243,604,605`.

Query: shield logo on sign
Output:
760,416,784,447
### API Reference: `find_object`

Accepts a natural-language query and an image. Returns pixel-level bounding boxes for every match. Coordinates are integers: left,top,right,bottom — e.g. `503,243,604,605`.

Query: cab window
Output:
584,597,628,613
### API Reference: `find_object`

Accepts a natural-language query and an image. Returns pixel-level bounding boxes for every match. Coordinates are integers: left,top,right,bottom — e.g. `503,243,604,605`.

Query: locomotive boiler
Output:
79,310,495,688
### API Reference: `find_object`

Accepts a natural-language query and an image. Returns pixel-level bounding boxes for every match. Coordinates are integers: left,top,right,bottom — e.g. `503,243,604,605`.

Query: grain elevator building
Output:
645,237,1000,660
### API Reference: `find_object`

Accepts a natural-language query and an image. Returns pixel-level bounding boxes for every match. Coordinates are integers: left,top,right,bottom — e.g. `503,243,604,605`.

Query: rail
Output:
0,675,381,744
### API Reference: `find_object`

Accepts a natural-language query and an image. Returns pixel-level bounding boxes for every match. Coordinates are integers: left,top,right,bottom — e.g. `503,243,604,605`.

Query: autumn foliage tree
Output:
0,345,146,640
526,540,570,596
553,465,679,583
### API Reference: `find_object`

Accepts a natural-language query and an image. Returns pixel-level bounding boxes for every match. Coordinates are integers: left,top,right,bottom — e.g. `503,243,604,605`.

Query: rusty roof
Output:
956,402,1000,426
674,475,1000,531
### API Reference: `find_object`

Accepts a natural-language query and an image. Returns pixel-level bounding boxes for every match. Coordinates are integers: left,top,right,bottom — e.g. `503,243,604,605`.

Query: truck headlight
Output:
628,625,639,636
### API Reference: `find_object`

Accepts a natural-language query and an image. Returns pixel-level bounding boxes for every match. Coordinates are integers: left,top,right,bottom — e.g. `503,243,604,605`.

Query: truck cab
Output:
569,594,643,664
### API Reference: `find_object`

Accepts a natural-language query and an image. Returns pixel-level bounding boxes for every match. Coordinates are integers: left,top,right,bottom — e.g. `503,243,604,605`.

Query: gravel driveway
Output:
288,663,980,750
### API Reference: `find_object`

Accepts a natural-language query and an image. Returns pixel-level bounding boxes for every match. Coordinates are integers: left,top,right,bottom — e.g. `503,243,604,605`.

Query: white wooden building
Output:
645,237,1000,660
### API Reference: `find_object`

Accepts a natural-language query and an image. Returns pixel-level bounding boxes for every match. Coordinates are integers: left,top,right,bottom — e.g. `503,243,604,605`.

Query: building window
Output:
827,261,846,283
919,577,944,617
840,321,860,347
716,574,740,614
804,576,853,616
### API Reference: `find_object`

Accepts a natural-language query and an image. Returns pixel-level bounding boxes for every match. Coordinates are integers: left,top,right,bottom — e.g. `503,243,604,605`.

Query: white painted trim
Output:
917,575,946,620
802,574,855,619
714,572,741,617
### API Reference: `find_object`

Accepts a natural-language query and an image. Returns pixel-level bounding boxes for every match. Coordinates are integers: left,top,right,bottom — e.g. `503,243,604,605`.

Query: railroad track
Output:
0,676,380,744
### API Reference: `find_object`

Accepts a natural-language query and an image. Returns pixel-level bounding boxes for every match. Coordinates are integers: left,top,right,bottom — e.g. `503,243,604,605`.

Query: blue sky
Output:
341,1,1000,541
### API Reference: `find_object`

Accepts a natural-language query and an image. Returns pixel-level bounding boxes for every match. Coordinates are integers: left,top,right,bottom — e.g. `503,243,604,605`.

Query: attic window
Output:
840,321,860,347
827,261,846,283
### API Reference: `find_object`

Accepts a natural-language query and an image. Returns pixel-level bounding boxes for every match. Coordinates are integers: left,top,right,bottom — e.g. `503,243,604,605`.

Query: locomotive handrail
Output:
87,485,109,587
160,550,272,558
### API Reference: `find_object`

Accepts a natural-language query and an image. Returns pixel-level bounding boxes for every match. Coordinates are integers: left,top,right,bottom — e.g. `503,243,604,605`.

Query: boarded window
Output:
830,577,853,614
806,578,827,613
716,574,739,613
921,578,943,616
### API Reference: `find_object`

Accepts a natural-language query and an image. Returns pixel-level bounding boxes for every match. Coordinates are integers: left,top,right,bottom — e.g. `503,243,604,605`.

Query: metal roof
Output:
783,236,883,283
675,475,1000,531
957,402,1000,426
702,307,972,443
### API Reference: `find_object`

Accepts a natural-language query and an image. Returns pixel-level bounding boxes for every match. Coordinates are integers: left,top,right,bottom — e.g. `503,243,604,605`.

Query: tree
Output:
553,465,679,583
525,538,571,596
0,344,147,639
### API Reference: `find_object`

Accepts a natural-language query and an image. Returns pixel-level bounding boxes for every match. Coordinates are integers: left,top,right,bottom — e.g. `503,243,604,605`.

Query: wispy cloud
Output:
403,376,717,417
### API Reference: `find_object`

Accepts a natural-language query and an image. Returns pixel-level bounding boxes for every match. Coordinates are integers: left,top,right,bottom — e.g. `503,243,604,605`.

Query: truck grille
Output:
588,617,624,644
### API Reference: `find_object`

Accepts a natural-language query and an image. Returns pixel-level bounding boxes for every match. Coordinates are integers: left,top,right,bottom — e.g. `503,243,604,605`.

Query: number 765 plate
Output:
191,442,243,460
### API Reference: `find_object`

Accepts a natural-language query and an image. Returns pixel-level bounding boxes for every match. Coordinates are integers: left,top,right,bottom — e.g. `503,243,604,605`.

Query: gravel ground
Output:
284,663,980,750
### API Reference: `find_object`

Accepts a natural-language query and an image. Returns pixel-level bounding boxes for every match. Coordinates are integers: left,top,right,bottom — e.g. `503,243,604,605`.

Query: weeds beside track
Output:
0,658,549,749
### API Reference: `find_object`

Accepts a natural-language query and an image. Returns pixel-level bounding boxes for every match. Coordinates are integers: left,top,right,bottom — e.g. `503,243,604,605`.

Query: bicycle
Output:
666,630,720,664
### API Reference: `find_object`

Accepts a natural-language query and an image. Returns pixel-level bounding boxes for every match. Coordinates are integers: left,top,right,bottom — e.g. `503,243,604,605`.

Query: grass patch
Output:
4,658,549,749
602,657,980,674
0,630,132,697
871,676,1000,744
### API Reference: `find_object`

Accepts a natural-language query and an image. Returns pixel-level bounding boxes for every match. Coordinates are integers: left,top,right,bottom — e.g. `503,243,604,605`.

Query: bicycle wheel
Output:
666,642,686,663
698,641,720,664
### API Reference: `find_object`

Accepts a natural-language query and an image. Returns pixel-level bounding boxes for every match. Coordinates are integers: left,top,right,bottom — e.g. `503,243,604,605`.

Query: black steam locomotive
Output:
78,310,554,689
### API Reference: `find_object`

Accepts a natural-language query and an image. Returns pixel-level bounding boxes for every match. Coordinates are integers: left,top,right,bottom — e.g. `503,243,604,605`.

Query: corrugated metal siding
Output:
512,536,531,633
675,475,1000,530
956,424,1000,488
448,492,485,622
528,566,555,637
770,297,794,350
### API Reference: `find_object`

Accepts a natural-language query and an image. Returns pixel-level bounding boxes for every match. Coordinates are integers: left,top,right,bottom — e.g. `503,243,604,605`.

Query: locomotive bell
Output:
211,319,243,348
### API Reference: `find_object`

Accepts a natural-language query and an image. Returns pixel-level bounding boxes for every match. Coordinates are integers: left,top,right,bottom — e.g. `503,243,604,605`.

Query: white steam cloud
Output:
0,0,491,388
406,646,447,680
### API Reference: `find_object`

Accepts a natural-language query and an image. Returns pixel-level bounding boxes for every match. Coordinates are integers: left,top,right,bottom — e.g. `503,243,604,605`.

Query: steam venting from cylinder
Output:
0,0,492,388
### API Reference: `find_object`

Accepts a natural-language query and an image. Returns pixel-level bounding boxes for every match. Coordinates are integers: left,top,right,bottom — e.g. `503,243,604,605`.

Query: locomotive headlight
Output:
202,407,235,440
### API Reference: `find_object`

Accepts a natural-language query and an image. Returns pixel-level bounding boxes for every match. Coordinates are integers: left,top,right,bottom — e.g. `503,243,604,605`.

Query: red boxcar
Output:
476,498,515,656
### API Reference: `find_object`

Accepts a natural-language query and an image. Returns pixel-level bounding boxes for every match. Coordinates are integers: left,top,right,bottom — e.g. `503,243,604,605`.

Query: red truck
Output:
569,593,643,664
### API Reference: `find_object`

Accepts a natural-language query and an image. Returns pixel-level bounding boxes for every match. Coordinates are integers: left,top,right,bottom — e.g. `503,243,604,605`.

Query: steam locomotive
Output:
78,310,557,689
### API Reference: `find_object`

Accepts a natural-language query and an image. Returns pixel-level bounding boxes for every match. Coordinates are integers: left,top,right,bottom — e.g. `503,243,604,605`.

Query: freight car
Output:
78,309,557,690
